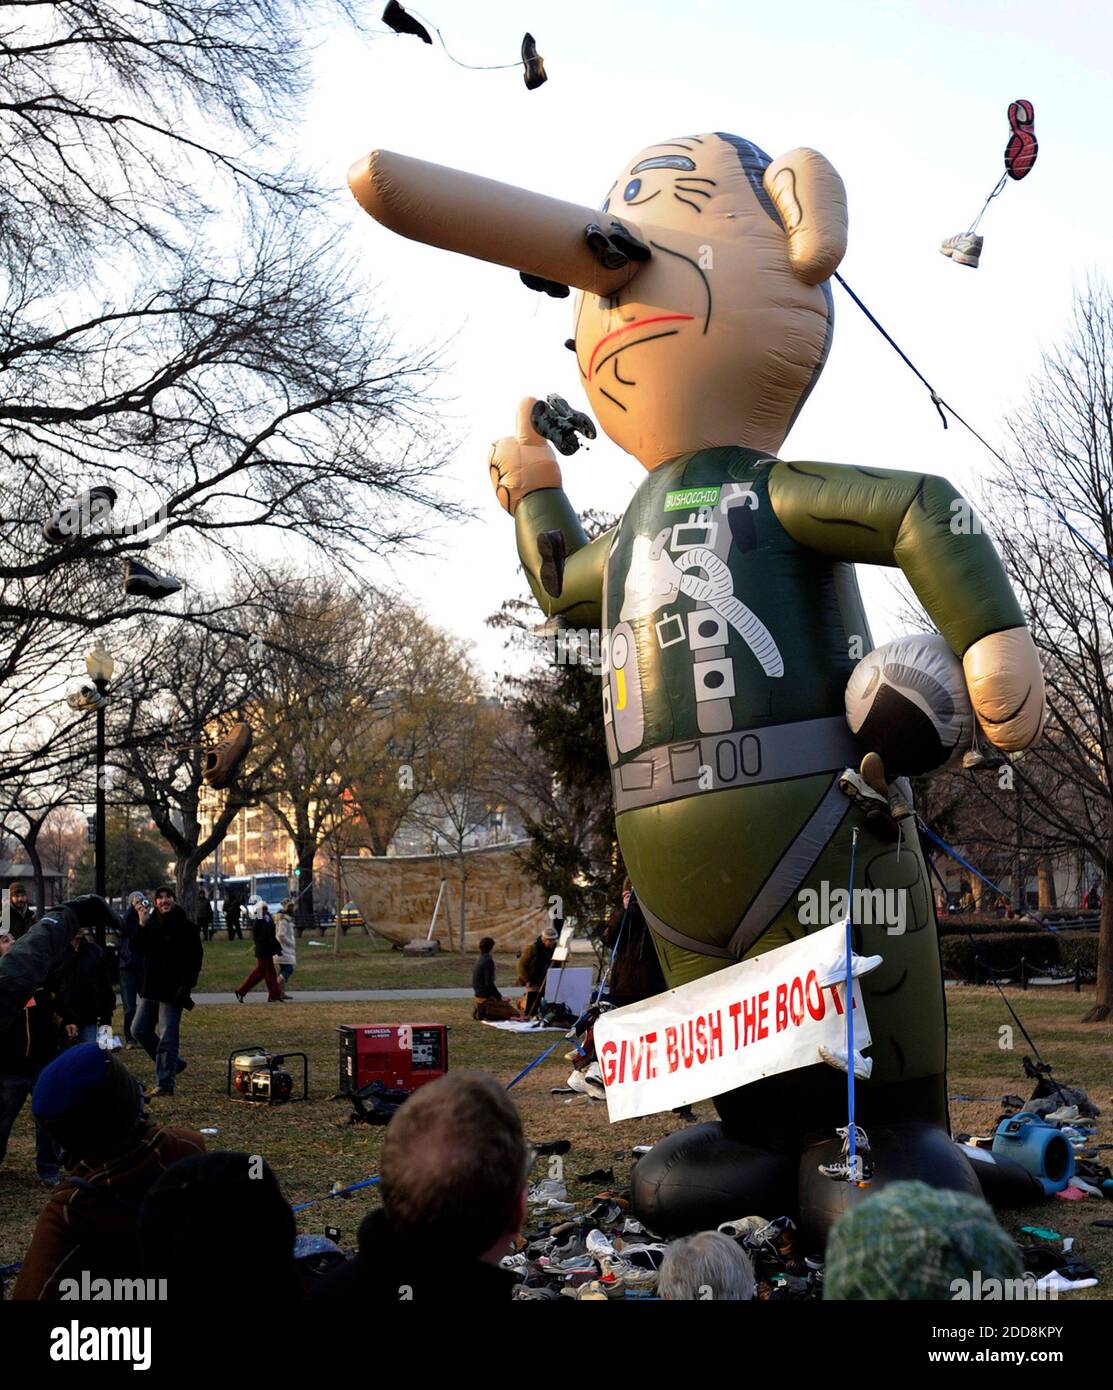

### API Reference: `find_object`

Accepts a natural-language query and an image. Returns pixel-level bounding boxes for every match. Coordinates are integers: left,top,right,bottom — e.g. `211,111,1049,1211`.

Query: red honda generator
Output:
337,1023,448,1096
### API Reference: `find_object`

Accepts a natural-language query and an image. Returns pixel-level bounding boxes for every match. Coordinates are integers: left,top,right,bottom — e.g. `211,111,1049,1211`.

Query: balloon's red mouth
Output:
587,314,694,380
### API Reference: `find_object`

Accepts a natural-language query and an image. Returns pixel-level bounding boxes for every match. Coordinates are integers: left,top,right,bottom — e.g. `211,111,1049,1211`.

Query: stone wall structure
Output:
343,841,550,950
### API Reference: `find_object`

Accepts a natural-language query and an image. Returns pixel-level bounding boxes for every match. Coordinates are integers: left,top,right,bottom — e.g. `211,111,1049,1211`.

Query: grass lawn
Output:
1,985,1110,1298
195,931,522,993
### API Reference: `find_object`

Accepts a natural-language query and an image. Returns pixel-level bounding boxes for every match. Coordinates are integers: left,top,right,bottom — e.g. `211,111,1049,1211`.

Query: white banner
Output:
594,924,877,1122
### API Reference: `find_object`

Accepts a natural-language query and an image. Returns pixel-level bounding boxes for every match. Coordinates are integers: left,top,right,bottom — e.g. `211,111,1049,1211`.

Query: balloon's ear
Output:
763,148,847,285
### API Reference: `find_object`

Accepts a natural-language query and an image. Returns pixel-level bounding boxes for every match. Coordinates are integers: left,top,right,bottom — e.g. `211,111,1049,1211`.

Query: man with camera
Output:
131,886,202,1099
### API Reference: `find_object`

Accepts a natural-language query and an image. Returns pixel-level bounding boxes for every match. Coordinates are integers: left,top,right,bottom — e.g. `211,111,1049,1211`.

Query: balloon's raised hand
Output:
488,397,564,515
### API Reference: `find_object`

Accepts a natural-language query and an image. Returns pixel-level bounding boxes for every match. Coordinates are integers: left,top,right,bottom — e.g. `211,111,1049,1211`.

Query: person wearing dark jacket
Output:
224,896,243,941
12,1045,205,1299
0,896,119,1033
310,1072,525,1303
196,889,215,942
0,933,62,1186
50,928,116,1045
139,1151,300,1300
132,885,203,1097
233,908,284,1003
472,937,518,1020
601,880,666,1008
6,881,35,939
118,893,148,1046
515,924,558,1017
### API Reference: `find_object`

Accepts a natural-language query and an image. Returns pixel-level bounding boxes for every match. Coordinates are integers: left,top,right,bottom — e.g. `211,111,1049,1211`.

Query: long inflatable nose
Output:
348,150,642,296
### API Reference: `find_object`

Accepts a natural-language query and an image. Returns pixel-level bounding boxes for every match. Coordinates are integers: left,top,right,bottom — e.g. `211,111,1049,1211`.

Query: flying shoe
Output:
124,557,182,601
67,685,109,713
521,33,547,90
940,232,984,269
42,486,118,545
963,746,1004,772
202,721,253,790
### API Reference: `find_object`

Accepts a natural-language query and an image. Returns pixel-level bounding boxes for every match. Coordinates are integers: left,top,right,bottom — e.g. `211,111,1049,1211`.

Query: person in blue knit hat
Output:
11,1045,205,1300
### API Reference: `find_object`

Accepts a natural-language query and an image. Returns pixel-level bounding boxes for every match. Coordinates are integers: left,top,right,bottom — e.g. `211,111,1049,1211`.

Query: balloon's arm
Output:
768,461,1045,750
0,909,74,1030
514,488,607,628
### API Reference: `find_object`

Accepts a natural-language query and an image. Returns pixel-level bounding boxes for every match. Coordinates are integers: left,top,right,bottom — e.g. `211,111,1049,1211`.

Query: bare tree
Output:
116,610,263,921
250,575,426,933
0,2,455,796
984,280,1113,1019
407,696,500,952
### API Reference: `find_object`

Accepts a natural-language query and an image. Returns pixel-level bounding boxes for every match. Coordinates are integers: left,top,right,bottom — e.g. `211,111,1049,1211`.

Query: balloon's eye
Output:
623,179,642,202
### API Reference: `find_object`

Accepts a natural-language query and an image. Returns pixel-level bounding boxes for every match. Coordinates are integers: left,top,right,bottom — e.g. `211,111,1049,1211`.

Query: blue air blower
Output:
991,1113,1074,1197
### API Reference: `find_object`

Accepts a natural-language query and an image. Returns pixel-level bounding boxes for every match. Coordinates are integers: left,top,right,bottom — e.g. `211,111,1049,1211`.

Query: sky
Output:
293,0,1113,683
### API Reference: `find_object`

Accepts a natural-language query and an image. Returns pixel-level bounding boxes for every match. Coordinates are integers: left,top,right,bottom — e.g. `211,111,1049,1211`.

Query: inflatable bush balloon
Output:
349,131,1046,1240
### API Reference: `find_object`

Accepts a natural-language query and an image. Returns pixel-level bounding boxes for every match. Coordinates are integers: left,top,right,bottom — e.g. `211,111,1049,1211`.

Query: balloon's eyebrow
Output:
632,154,697,174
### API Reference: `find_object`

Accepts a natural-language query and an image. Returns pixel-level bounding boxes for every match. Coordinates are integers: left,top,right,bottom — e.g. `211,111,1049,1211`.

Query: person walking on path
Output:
275,904,297,999
132,886,202,1098
196,890,215,943
234,904,284,1003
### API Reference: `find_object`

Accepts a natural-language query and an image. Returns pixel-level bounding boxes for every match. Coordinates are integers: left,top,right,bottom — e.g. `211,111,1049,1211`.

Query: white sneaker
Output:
67,684,109,712
527,1178,568,1204
717,1215,769,1241
601,1256,657,1292
585,1229,616,1259
939,232,984,268
837,768,888,813
566,1064,606,1101
818,1045,874,1080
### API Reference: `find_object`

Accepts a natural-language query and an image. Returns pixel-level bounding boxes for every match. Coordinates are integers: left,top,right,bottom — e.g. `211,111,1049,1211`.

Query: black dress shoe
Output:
520,272,569,298
521,33,547,90
124,557,182,600
382,1,431,43
536,530,567,598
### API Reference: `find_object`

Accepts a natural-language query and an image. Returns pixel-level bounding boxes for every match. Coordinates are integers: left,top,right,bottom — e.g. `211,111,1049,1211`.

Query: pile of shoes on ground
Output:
960,1082,1113,1203
507,1146,824,1301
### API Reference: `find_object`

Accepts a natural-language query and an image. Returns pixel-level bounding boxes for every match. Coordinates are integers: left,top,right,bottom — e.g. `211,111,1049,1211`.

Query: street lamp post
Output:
85,639,115,904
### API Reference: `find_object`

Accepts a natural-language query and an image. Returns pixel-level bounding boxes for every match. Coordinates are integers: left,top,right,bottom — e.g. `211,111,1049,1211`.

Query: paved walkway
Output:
194,986,487,1004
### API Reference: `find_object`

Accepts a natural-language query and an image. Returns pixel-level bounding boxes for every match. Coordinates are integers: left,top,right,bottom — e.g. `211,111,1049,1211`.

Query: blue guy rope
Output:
844,825,860,1184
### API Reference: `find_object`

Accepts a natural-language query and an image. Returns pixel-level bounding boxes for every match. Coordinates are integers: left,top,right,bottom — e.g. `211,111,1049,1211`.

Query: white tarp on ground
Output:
480,1020,566,1033
594,923,879,1122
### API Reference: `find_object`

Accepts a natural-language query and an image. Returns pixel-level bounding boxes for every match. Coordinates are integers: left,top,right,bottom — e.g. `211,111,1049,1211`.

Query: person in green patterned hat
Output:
824,1181,1023,1300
